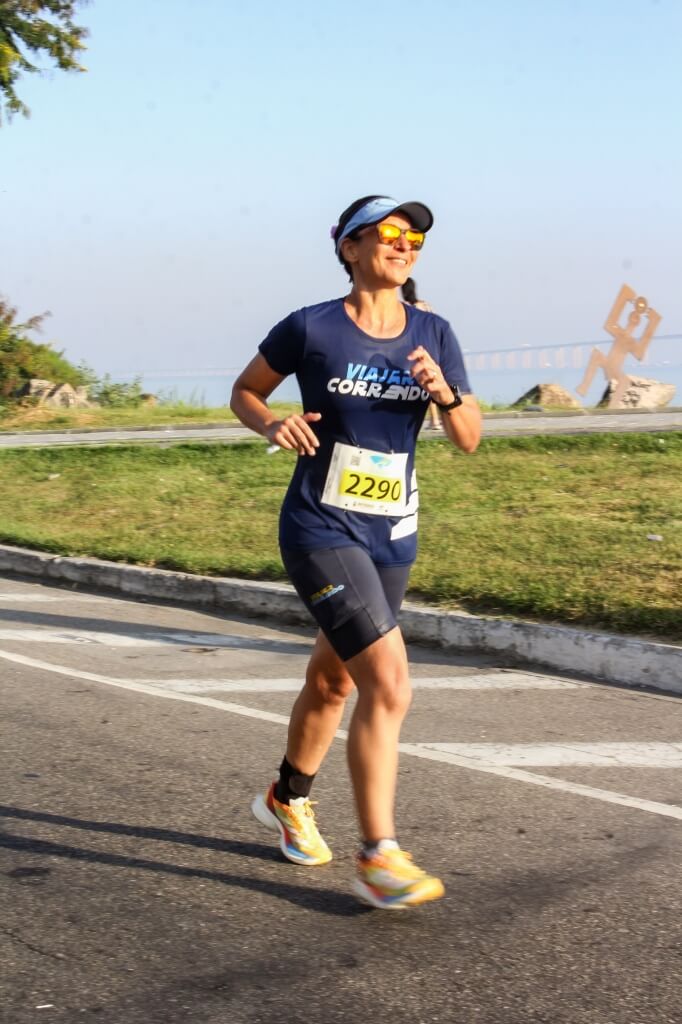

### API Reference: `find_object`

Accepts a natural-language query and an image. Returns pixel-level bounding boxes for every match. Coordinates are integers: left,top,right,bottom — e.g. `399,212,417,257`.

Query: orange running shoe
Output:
354,844,445,909
251,782,332,866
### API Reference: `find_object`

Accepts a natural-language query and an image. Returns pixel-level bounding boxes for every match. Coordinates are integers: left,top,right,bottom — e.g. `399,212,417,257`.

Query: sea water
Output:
118,336,682,410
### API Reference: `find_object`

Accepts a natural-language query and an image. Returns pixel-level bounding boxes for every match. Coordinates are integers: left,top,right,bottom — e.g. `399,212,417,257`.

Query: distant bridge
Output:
112,333,681,380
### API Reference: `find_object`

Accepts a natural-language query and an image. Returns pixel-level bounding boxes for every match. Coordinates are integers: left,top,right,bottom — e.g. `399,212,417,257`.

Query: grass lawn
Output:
0,401,301,432
0,432,679,640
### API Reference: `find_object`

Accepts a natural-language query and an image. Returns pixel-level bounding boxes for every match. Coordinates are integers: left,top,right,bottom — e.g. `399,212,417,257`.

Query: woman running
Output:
230,194,481,909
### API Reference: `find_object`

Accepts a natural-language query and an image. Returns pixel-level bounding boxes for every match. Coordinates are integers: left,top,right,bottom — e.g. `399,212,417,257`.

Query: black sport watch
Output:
433,384,463,412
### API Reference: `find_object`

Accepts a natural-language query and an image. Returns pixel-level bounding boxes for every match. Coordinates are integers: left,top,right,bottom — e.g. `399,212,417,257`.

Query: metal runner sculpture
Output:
576,284,661,405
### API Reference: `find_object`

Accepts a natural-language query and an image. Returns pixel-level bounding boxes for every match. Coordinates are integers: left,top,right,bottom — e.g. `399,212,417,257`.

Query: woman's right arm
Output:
230,354,321,456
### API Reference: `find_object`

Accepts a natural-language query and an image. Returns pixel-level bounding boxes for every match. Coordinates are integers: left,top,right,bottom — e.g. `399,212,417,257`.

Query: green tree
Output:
0,1,88,123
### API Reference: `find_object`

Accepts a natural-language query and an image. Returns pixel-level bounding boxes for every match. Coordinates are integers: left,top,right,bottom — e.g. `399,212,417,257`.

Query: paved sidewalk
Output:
0,408,680,448
1,543,679,695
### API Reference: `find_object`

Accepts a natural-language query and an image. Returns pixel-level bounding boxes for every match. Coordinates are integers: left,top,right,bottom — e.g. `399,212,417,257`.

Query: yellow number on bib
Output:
339,470,402,504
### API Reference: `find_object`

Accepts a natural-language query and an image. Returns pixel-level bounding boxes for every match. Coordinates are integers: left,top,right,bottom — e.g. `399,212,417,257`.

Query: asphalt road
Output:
1,575,681,1024
0,409,680,448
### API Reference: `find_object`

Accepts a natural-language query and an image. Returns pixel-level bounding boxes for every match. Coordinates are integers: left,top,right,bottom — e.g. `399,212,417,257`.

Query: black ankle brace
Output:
274,756,316,803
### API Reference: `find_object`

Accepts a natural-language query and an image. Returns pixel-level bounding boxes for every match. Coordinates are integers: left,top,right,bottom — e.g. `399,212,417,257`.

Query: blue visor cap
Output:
334,197,434,253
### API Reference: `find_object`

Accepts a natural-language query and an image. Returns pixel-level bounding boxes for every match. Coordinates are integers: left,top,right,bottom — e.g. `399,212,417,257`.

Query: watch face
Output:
447,385,461,407
436,386,462,411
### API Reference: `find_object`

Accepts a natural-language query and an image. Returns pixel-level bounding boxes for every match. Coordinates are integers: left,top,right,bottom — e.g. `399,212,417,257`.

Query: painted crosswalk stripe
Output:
0,631,579,688
396,741,682,821
414,742,682,767
0,629,581,687
0,628,289,649
0,594,99,603
132,674,579,693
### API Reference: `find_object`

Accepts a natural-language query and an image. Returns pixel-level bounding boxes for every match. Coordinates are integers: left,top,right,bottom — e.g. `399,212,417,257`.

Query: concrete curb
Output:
0,542,679,696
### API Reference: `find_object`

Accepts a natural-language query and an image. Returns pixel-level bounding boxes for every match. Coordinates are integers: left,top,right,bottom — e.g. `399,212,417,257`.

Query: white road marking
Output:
132,674,579,693
0,630,577,685
0,648,292,727
0,628,281,649
0,594,103,602
397,742,682,821
0,630,580,686
1,647,680,822
0,628,149,646
412,673,579,690
416,742,682,767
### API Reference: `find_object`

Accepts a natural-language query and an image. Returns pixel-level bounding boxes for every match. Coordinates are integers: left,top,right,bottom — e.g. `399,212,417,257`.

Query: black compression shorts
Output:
281,545,411,662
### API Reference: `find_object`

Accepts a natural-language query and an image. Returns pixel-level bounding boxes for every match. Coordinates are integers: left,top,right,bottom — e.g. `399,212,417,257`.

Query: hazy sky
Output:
2,0,681,387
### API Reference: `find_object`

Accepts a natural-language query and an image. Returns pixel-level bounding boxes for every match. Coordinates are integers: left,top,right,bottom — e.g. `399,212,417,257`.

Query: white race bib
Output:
321,442,408,517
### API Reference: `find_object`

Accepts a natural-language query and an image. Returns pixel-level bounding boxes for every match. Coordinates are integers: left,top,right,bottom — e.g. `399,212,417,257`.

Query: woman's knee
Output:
350,647,412,716
346,628,411,715
306,635,356,704
306,667,355,705
367,672,412,716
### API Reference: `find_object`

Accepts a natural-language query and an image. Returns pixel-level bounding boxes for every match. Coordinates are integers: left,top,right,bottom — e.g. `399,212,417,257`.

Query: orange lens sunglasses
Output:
374,222,425,250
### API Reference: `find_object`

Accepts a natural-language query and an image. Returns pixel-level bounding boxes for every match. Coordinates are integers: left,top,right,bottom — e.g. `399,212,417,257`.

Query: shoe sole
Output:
353,878,445,910
251,793,332,866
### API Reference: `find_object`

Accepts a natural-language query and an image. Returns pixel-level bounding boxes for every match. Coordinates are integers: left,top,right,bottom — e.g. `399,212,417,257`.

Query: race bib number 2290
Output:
321,442,408,517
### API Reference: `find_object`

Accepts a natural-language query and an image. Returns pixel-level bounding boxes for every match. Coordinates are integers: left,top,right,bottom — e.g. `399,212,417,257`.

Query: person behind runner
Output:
401,277,442,431
230,194,481,909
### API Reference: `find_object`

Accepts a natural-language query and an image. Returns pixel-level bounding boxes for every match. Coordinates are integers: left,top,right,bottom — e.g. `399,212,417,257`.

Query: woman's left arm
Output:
438,394,482,453
407,345,482,454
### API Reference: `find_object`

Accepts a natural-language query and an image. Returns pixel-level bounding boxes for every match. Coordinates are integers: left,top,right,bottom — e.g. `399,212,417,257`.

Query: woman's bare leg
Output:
345,626,411,842
284,624,412,843
285,630,355,775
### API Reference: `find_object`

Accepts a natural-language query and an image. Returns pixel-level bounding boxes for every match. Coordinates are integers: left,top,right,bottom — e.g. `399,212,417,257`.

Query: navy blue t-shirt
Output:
259,297,471,566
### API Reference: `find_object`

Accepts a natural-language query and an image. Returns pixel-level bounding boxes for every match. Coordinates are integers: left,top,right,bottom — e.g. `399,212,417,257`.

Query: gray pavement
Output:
0,408,680,448
1,575,681,1023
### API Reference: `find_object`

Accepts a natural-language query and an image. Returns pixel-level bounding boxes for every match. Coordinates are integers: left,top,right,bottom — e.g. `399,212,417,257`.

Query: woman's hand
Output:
407,345,482,453
265,412,322,455
407,346,453,406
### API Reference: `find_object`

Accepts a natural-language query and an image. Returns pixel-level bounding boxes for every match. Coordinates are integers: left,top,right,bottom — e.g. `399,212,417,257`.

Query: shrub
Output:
88,374,145,408
0,297,90,398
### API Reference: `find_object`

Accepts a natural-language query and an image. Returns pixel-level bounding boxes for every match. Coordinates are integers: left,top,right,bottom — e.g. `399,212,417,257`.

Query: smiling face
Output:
340,214,419,289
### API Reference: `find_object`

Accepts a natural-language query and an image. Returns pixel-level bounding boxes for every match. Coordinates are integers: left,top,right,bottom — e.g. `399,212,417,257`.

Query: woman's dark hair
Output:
332,194,386,281
401,277,418,305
